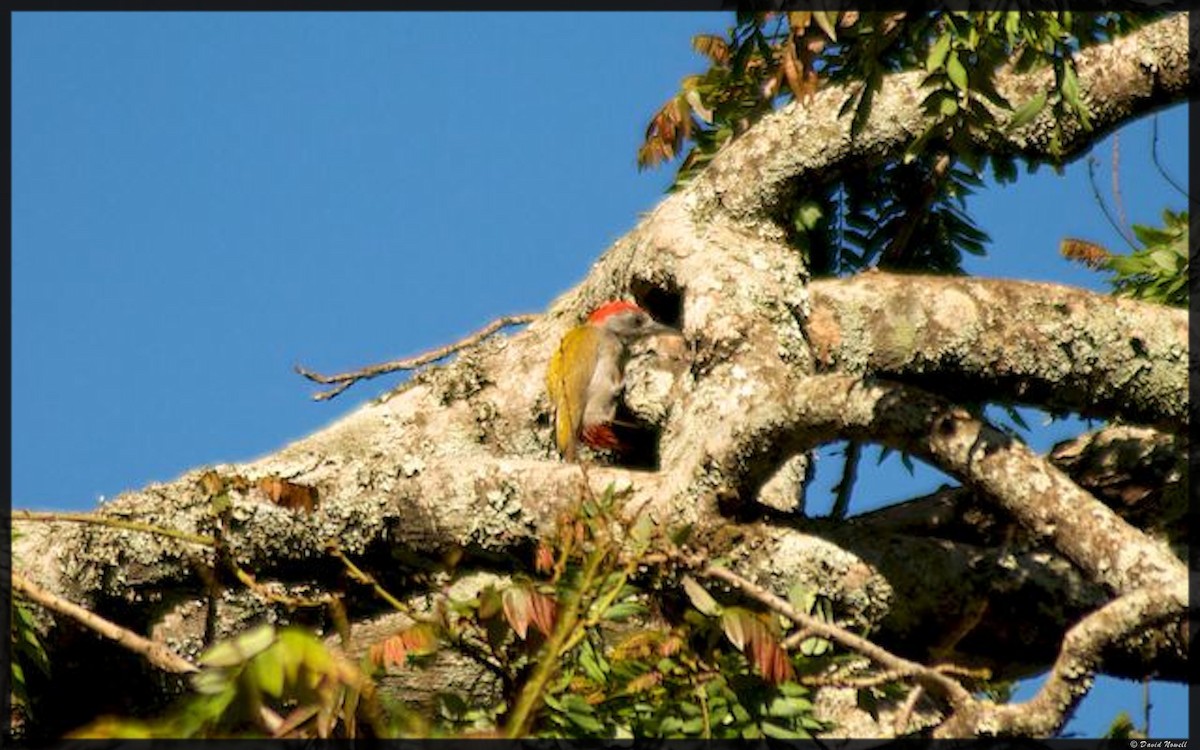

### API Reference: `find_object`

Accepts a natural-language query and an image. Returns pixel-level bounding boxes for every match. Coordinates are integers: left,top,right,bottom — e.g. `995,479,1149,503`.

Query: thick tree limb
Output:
807,274,1188,433
855,424,1186,547
752,375,1185,595
934,581,1188,737
692,13,1187,222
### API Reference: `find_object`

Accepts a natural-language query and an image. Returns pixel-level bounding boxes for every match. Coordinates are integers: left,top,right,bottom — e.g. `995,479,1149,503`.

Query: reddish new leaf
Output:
722,608,794,685
502,586,533,640
527,589,558,638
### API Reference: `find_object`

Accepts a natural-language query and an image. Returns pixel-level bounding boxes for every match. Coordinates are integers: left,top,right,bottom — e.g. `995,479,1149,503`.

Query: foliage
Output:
1062,209,1188,308
61,486,834,739
641,11,1164,277
435,486,831,739
1102,710,1145,739
10,531,51,726
11,600,51,721
68,625,391,739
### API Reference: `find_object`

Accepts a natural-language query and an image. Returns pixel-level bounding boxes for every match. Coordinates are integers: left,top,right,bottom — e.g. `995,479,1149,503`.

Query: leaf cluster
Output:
10,530,51,734
431,487,831,738
1062,209,1189,308
641,11,1164,277
68,625,388,739
59,487,841,739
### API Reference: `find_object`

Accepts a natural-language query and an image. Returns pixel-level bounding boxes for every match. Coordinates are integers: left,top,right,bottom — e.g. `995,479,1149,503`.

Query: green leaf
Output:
793,201,824,231
926,33,952,73
1061,63,1082,112
1149,249,1179,272
813,11,838,42
1007,91,1047,131
559,694,604,734
682,575,722,617
767,695,814,717
946,51,968,93
190,669,231,696
578,639,608,684
629,513,655,548
199,624,276,668
669,523,694,546
1132,223,1174,246
762,721,809,739
1004,11,1021,39
249,644,286,698
604,600,648,622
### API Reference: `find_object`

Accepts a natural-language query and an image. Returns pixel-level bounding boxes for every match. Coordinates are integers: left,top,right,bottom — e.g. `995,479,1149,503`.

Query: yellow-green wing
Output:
546,325,601,461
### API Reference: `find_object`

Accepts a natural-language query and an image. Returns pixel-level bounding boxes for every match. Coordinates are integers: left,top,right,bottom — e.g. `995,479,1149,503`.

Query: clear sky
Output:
11,11,1189,739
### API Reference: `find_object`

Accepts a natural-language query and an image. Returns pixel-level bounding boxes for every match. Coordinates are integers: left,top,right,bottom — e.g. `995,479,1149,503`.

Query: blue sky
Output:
11,12,1188,738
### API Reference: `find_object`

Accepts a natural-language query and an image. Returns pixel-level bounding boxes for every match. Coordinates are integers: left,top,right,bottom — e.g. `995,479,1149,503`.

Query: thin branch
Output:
798,663,988,689
327,543,411,614
1111,133,1134,247
934,582,1185,737
894,685,926,736
1087,155,1139,252
229,563,334,610
1142,674,1152,736
1150,115,1188,200
12,509,215,547
295,313,538,401
12,569,198,674
686,555,976,711
829,440,861,519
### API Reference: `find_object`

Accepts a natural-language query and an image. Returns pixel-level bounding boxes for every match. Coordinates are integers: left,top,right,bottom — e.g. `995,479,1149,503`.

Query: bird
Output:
546,300,676,461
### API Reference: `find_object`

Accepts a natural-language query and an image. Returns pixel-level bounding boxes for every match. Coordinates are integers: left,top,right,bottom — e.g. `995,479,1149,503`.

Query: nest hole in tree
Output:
597,278,684,471
630,277,683,330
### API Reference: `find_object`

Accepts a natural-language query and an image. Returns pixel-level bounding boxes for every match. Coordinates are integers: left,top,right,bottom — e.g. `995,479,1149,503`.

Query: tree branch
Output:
695,373,1185,595
12,570,197,675
691,556,975,712
295,313,537,400
693,13,1188,222
935,581,1187,737
807,273,1188,432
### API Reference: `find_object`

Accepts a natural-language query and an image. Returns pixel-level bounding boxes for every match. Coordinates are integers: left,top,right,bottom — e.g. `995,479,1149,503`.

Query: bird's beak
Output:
645,320,681,338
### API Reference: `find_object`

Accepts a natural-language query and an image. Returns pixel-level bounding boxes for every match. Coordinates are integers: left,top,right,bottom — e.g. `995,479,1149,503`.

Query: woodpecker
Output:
546,300,676,461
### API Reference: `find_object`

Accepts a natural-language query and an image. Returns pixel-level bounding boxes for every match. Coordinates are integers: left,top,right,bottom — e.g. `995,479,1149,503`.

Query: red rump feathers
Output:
581,423,622,451
587,300,644,324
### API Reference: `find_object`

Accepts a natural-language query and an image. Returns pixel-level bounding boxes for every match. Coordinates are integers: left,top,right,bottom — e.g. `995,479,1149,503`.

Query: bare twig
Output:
1150,115,1188,200
1086,156,1138,252
296,313,537,401
1111,133,1133,246
684,555,975,711
230,563,334,610
1142,674,1152,736
13,509,215,547
799,663,988,690
327,543,411,614
12,569,198,674
894,685,927,736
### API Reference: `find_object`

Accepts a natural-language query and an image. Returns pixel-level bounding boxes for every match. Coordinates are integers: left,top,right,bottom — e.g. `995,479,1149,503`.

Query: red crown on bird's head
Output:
587,300,644,324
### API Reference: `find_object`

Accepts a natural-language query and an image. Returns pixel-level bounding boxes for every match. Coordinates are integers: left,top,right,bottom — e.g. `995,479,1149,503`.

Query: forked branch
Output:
295,313,537,400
